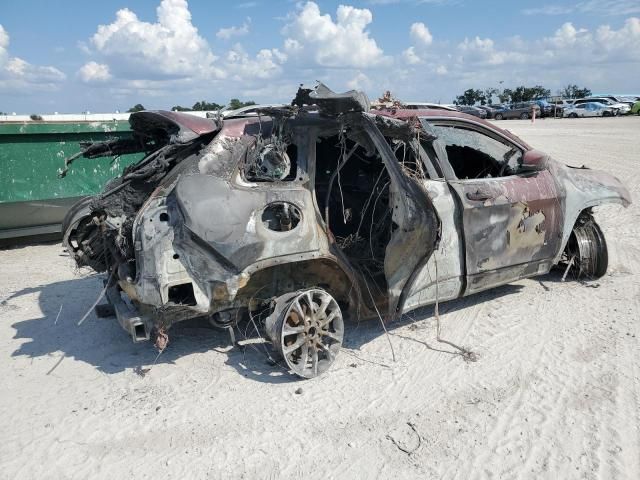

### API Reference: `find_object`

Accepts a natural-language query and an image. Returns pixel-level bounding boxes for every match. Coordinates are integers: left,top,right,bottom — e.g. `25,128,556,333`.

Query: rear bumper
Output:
105,284,151,342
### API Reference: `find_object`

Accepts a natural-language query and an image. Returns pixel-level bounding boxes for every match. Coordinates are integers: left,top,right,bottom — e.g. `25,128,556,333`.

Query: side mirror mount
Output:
520,149,548,172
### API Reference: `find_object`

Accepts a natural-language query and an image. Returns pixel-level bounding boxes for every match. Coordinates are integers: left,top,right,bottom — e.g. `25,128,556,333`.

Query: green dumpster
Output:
0,119,143,240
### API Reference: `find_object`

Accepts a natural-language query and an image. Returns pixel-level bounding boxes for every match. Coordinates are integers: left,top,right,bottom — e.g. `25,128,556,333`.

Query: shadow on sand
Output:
6,273,531,383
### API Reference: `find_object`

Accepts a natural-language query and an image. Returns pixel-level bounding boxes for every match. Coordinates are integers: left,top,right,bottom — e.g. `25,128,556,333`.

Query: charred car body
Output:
62,84,631,378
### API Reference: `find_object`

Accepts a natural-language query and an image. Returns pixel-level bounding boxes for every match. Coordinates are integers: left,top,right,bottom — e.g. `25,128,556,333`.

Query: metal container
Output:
0,118,143,240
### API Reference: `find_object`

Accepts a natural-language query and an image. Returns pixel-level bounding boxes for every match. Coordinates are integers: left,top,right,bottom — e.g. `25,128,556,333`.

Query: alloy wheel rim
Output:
278,289,344,378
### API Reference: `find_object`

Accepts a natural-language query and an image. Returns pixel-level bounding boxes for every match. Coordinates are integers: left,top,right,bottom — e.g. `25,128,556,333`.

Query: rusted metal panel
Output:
450,170,564,293
60,88,631,349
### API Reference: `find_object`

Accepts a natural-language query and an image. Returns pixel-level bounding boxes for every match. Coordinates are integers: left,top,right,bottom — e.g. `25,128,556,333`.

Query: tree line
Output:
454,84,592,106
127,98,256,113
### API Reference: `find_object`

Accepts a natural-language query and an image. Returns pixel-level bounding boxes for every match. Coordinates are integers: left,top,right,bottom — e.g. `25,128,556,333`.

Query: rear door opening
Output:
313,116,440,316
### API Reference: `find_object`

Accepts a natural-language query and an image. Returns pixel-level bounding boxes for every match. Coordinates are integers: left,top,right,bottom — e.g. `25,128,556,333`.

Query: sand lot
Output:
1,116,638,479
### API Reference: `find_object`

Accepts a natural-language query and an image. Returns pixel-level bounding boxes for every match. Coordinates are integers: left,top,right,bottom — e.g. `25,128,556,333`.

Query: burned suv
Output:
62,84,630,378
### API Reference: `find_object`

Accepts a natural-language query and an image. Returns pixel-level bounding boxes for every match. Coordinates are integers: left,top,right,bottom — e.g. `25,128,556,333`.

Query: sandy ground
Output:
1,116,639,479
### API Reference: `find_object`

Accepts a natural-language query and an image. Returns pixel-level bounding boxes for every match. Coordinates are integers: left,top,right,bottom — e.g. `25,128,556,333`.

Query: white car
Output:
573,97,630,114
550,99,574,108
564,102,616,118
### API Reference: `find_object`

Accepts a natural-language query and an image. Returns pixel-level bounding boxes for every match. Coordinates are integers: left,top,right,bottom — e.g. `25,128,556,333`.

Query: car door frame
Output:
396,134,466,313
420,116,564,295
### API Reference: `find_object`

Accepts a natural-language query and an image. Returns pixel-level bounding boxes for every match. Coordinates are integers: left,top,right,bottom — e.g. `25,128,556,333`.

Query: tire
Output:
602,111,611,117
563,215,608,279
264,288,344,378
494,113,503,120
520,112,529,119
568,113,578,118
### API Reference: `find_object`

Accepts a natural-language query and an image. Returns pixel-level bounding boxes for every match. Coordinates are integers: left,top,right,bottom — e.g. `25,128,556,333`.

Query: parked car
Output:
455,105,488,119
573,98,630,115
61,83,630,379
551,99,574,107
563,102,617,118
476,105,499,119
493,102,541,120
534,99,563,118
400,102,457,111
596,95,635,108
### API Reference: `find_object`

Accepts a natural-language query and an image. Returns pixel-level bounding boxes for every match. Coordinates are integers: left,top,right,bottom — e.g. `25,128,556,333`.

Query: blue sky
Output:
1,0,639,113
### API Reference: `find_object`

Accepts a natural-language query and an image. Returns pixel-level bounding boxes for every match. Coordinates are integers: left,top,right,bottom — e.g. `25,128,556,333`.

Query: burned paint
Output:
61,84,630,375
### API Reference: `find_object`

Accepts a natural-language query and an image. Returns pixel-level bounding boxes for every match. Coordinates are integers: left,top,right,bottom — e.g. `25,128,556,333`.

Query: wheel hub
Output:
265,289,344,378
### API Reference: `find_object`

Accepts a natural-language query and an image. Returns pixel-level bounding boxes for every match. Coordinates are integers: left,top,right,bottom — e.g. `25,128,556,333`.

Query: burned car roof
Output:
130,110,220,143
374,108,532,150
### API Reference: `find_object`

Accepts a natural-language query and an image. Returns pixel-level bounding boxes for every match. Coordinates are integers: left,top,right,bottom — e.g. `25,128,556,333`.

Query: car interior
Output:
313,126,430,296
430,124,523,179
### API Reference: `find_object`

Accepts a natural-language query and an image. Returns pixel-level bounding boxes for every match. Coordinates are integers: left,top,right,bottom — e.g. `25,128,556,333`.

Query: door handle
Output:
466,190,496,202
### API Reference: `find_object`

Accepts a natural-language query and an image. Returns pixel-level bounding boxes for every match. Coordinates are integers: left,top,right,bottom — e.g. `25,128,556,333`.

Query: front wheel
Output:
494,113,503,120
563,215,608,279
568,112,578,118
603,111,611,117
520,112,529,119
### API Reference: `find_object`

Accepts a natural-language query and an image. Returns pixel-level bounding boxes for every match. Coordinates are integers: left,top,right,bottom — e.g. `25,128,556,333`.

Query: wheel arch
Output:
555,197,629,264
235,257,361,313
552,163,631,264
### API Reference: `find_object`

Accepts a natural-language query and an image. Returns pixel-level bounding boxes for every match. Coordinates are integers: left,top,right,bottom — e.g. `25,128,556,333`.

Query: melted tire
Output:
566,217,608,279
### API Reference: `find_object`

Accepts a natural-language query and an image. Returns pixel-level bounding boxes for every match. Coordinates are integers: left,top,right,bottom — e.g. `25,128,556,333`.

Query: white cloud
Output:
0,25,9,65
394,15,640,104
458,36,495,53
76,41,92,54
522,5,573,15
523,1,640,16
457,35,526,66
410,22,433,46
346,71,372,90
544,22,590,49
225,44,287,79
594,16,640,54
216,19,251,40
4,1,638,114
400,21,434,64
580,0,640,15
0,24,66,92
402,46,422,64
89,0,223,79
282,1,388,68
78,61,112,83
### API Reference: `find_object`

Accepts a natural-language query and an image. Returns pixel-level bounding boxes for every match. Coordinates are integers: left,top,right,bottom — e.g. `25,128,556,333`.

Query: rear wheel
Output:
568,112,578,118
494,113,503,120
265,289,344,378
563,214,608,279
520,112,529,119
